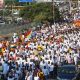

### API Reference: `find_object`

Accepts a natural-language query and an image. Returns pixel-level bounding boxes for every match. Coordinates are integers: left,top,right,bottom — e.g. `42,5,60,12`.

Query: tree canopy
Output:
4,0,62,23
19,3,61,23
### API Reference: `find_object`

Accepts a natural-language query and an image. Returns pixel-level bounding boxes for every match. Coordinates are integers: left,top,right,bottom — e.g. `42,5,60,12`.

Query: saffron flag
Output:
0,0,4,9
74,20,80,27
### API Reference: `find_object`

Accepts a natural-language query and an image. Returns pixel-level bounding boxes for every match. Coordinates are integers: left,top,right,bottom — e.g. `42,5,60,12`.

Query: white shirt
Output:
27,75,33,80
29,62,35,70
42,68,49,76
49,65,54,72
40,62,48,70
2,62,9,74
34,76,39,80
35,56,39,61
8,77,14,80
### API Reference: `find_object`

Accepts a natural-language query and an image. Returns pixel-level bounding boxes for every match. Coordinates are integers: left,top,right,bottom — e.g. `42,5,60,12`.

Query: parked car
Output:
57,65,76,80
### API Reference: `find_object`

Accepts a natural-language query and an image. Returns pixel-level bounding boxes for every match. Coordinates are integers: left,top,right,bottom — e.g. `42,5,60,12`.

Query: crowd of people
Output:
0,23,80,80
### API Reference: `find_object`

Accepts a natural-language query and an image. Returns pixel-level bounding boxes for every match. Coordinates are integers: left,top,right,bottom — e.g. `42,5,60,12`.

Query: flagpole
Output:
52,0,54,24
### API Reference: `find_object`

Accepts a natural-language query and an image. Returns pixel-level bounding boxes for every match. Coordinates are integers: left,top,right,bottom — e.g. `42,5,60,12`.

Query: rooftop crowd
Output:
0,23,80,80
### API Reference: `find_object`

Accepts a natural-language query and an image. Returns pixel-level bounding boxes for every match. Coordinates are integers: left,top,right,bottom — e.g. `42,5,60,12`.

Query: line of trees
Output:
4,0,62,23
19,3,62,23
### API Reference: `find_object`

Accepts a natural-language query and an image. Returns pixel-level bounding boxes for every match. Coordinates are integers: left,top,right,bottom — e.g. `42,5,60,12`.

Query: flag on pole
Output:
0,0,4,9
19,0,33,2
24,30,32,39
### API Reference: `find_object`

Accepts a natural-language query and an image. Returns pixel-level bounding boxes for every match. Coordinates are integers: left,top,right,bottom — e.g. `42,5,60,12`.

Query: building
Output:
54,0,65,3
35,0,52,2
35,0,66,3
78,0,80,9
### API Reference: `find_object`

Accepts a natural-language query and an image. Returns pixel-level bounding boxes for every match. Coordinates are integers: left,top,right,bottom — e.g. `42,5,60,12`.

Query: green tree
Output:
54,6,62,22
4,0,25,6
0,9,11,16
19,3,61,23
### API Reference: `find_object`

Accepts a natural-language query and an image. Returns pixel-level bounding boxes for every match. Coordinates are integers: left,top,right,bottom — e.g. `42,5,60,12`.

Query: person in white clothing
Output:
34,73,40,80
27,73,33,80
74,53,78,65
42,66,49,80
2,61,9,79
8,72,14,80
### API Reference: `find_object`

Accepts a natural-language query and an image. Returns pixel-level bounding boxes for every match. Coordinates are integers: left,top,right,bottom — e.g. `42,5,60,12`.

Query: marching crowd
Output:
0,23,80,80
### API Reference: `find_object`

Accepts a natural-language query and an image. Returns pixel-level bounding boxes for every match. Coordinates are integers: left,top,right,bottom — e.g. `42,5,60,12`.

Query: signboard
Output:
19,0,33,2
0,0,4,9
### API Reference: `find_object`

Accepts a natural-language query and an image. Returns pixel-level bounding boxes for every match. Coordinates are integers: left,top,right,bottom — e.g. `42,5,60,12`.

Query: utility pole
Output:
52,0,56,34
52,0,54,24
78,0,79,10
69,0,72,14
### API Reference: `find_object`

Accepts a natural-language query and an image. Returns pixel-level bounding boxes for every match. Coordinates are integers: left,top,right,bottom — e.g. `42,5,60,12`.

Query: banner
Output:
0,0,4,9
19,0,33,2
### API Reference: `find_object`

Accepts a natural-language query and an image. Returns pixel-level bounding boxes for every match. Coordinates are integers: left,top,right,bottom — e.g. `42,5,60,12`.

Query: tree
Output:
0,9,11,16
54,6,62,22
4,0,25,6
19,3,61,23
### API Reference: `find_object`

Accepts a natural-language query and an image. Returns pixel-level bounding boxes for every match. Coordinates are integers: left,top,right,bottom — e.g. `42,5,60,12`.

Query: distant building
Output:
54,0,65,3
78,0,80,9
35,0,66,3
35,0,52,2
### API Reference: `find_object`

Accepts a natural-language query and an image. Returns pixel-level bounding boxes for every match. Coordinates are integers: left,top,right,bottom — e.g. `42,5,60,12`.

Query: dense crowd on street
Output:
0,23,80,80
